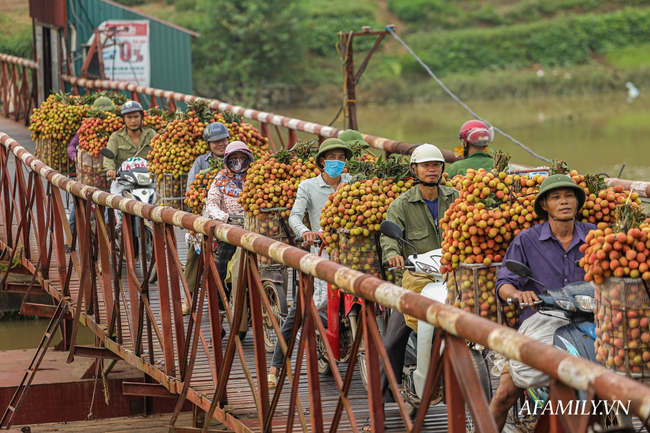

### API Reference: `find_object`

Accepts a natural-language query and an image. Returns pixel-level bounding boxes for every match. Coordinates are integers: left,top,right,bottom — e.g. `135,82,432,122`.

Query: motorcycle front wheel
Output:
262,281,287,353
315,329,332,375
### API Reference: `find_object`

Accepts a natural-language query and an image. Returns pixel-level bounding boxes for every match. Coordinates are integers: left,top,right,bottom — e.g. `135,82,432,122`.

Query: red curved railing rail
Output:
0,54,37,126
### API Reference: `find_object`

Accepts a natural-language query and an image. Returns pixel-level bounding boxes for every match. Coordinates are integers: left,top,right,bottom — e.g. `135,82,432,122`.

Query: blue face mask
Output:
324,160,346,178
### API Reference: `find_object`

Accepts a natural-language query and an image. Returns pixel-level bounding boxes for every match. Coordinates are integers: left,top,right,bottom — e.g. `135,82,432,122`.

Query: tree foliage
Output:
402,8,650,76
192,0,306,100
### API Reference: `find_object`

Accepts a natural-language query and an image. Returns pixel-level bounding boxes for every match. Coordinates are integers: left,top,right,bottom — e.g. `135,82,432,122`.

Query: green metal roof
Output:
67,0,196,95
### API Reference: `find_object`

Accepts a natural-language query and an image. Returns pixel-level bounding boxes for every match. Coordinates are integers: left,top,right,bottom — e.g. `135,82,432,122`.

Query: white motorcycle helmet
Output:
410,144,446,186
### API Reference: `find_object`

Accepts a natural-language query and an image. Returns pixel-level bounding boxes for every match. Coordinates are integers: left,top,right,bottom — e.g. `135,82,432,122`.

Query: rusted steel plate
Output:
123,382,178,398
74,346,121,359
19,302,72,319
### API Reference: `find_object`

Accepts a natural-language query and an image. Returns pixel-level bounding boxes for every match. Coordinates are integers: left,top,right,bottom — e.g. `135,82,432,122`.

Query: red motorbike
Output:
314,238,390,390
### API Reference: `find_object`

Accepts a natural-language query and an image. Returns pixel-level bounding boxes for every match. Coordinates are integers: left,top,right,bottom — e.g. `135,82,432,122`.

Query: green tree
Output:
193,0,306,101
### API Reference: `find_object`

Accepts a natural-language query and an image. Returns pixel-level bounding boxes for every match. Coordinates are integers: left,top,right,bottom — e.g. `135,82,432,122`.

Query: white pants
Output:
311,245,328,311
509,311,568,389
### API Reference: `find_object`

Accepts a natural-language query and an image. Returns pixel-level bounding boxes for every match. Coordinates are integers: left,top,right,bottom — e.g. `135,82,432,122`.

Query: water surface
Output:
282,94,650,181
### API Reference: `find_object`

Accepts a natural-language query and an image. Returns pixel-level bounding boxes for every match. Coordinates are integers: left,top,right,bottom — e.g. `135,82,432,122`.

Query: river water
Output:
282,93,650,181
0,319,95,351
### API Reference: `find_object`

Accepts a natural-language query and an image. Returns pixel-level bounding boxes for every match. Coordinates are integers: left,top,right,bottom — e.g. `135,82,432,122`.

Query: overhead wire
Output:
386,27,551,163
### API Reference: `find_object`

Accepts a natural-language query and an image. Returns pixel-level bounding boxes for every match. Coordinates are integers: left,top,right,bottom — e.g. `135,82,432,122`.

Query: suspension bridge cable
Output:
386,27,551,163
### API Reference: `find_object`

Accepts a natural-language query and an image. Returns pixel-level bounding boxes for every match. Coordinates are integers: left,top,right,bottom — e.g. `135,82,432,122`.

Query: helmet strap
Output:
462,142,469,158
411,162,445,187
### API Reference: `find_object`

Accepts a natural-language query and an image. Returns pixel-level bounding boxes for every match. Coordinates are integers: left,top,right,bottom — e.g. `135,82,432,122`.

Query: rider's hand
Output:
387,255,405,271
302,231,318,246
512,290,540,309
106,170,117,181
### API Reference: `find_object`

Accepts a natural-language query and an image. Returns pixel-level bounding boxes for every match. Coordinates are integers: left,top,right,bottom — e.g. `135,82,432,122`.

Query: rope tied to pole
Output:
385,26,551,164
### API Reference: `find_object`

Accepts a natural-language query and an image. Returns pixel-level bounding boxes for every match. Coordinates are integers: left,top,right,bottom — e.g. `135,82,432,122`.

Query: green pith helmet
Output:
315,138,353,169
533,174,586,220
92,96,114,111
338,129,370,147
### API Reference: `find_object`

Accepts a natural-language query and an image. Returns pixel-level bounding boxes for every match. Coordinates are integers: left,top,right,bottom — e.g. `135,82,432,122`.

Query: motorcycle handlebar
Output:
294,236,322,247
506,297,544,308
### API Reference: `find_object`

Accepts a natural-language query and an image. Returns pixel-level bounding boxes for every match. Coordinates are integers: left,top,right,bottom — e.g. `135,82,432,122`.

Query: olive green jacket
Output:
381,184,459,261
446,151,494,178
103,126,156,171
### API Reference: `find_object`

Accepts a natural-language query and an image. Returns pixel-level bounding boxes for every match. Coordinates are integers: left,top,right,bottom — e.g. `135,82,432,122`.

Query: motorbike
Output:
100,148,156,281
379,220,491,423
303,234,389,391
503,259,633,432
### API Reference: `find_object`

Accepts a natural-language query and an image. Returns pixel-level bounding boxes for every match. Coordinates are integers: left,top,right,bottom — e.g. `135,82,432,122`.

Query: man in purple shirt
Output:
489,174,595,430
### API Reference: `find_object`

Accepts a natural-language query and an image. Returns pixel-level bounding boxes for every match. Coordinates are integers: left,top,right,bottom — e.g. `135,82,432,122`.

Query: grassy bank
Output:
3,0,650,109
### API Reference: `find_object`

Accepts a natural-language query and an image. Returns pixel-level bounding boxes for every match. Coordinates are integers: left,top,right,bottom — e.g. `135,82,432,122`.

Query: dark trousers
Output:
184,244,200,294
68,202,76,235
217,241,237,309
271,301,300,369
380,311,413,403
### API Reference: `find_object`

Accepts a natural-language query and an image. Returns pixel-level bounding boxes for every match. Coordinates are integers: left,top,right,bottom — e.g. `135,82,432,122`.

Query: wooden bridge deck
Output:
0,118,455,432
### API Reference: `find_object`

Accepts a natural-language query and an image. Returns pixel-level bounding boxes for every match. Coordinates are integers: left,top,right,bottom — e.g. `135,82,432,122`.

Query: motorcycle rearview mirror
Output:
380,220,403,239
379,220,418,259
505,259,546,291
505,260,532,278
100,148,117,161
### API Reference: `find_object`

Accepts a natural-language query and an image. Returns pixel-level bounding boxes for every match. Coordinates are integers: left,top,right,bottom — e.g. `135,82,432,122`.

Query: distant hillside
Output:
122,0,650,107
3,0,650,108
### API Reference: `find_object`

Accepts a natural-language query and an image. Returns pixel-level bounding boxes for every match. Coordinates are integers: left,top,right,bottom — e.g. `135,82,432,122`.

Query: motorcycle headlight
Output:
573,295,596,312
123,173,135,183
134,172,152,185
555,299,576,312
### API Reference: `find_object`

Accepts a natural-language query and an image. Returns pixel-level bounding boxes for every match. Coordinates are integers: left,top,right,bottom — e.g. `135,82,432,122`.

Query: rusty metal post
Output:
362,299,385,433
447,338,498,433
122,213,143,354
153,222,176,376
299,273,325,433
246,254,270,428
343,32,357,131
201,230,224,378
444,338,466,433
164,225,186,362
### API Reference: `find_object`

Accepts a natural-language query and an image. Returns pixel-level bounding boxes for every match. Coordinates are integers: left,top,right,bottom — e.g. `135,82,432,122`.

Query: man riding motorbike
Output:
489,174,595,430
446,119,494,178
366,144,458,430
103,100,156,186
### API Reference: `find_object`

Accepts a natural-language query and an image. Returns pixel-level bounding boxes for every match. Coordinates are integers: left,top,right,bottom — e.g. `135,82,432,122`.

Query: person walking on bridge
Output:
182,122,230,314
489,174,594,430
267,138,353,389
445,119,494,178
66,97,115,243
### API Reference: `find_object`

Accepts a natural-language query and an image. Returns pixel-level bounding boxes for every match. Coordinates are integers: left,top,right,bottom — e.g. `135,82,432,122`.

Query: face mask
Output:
324,160,345,178
228,158,249,173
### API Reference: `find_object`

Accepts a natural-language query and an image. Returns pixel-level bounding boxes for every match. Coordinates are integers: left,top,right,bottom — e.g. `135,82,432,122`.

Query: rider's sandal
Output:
361,418,372,431
182,302,191,316
268,372,279,389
